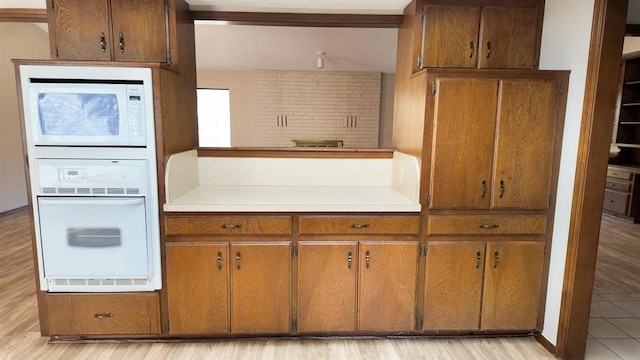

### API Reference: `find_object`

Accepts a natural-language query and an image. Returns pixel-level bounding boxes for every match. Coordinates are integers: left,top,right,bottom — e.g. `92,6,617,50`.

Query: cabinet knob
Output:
93,312,114,319
222,223,242,229
347,250,353,269
118,32,125,53
486,41,492,59
350,223,370,229
499,179,505,199
236,252,241,270
99,32,106,52
469,41,475,59
481,180,487,198
216,251,223,270
494,250,500,268
475,250,481,268
478,223,499,229
365,250,371,268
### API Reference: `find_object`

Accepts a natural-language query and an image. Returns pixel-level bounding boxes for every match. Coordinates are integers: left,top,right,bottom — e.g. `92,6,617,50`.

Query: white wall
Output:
0,23,50,213
538,0,596,345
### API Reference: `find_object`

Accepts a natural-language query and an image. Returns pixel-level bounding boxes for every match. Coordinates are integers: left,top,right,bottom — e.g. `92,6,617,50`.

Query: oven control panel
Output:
58,169,88,182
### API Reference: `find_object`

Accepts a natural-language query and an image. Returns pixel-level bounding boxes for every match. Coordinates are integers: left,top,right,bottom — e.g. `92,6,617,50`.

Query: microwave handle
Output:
39,198,144,207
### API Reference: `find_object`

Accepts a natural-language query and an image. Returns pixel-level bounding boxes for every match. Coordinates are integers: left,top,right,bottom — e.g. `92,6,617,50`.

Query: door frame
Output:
554,0,628,358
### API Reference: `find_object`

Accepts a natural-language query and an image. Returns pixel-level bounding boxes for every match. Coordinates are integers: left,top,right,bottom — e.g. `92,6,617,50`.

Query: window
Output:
197,88,231,147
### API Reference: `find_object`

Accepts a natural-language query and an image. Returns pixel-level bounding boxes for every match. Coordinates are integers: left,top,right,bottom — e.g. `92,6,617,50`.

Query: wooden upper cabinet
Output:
478,7,539,69
48,0,111,61
481,241,544,330
429,79,498,209
48,0,169,62
414,2,541,70
422,6,481,69
492,80,560,209
358,242,418,332
297,242,357,333
424,241,484,330
165,243,229,335
230,242,291,334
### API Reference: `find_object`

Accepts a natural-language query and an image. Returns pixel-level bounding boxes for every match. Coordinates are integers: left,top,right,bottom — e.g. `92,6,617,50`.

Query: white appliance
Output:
19,65,154,148
35,159,160,292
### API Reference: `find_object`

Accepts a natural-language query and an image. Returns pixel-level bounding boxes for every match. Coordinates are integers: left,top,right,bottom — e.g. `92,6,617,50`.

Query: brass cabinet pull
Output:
347,250,353,269
118,32,125,53
481,180,487,198
216,251,223,270
499,180,505,198
221,223,242,229
365,250,371,268
486,41,492,59
236,252,241,270
350,223,370,229
609,200,615,203
469,41,475,58
476,250,481,268
478,223,499,229
99,32,106,52
93,312,114,318
494,250,499,268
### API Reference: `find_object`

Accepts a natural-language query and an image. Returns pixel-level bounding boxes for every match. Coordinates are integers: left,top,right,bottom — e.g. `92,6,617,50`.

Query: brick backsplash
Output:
254,70,381,148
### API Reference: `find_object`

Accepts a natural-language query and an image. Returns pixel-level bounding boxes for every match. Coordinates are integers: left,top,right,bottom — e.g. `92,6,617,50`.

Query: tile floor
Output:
586,292,640,359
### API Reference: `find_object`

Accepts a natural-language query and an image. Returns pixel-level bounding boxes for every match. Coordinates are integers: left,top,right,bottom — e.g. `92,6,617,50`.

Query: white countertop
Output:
163,185,421,213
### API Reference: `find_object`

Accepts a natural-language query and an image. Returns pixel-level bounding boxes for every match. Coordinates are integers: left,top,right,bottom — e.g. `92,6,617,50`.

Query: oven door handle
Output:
38,198,145,207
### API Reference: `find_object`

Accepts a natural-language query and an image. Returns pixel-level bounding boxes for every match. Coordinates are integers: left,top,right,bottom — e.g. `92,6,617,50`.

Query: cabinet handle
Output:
348,250,353,269
118,32,125,53
486,41,492,59
99,32,106,52
476,250,481,268
236,252,241,270
494,250,499,268
609,200,615,203
350,223,370,229
221,223,242,229
499,180,505,198
216,251,223,270
93,312,114,319
365,250,371,268
478,223,499,229
469,41,475,58
481,180,487,198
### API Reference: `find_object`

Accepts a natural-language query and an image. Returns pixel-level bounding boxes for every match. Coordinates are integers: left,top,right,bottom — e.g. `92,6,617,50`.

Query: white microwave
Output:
19,65,154,147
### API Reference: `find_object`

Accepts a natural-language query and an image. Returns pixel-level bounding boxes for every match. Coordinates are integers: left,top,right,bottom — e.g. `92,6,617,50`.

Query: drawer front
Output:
299,216,420,235
605,179,632,193
427,215,547,236
46,293,160,336
603,190,630,214
607,167,633,181
166,216,292,236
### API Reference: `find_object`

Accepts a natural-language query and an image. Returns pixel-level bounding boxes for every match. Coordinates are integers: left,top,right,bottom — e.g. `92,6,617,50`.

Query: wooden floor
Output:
0,208,561,359
593,215,640,294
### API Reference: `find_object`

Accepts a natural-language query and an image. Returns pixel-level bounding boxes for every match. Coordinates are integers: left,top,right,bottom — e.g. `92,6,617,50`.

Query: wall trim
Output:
190,11,402,27
0,205,28,217
0,9,46,23
554,0,628,358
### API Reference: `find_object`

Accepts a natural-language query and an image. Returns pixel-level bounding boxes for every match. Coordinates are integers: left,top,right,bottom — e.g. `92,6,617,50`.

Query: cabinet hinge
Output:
420,244,428,257
168,49,174,64
415,316,424,330
426,193,431,205
165,2,171,15
291,319,298,331
417,54,423,69
55,47,59,59
291,245,298,257
431,81,437,95
419,8,425,20
559,84,564,95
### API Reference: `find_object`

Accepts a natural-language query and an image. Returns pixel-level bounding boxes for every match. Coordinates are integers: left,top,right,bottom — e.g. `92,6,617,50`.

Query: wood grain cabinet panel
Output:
424,241,484,330
165,216,292,236
299,216,419,235
427,215,547,236
166,243,229,334
46,293,160,335
231,242,291,334
481,241,544,330
297,242,357,333
358,242,418,332
109,0,168,62
422,6,481,69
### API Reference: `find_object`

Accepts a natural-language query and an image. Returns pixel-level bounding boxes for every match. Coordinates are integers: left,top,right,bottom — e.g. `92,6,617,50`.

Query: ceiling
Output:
1,0,638,72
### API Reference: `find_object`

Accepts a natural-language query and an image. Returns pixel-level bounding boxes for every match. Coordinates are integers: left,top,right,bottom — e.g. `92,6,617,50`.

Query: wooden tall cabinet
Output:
47,0,183,65
412,0,543,72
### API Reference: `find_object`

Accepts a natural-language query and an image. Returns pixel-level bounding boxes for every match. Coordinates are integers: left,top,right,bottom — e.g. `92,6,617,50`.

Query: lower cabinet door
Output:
424,241,485,330
231,242,291,334
166,243,229,334
481,241,544,330
358,241,418,332
297,242,357,333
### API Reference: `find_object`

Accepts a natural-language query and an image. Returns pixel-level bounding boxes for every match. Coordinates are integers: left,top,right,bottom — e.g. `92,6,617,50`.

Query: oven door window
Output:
37,197,149,279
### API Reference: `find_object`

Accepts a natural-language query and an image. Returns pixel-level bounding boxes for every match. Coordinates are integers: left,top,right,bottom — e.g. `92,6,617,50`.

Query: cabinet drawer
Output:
299,215,420,235
607,167,633,181
165,216,292,236
427,215,547,236
603,190,630,214
46,293,160,336
605,179,632,193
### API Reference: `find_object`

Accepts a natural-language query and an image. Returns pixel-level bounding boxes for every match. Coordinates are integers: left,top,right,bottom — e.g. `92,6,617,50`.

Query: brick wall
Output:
254,70,381,148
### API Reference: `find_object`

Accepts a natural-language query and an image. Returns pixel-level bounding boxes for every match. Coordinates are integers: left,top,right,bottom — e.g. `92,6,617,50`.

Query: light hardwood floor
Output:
0,208,558,359
593,215,640,294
